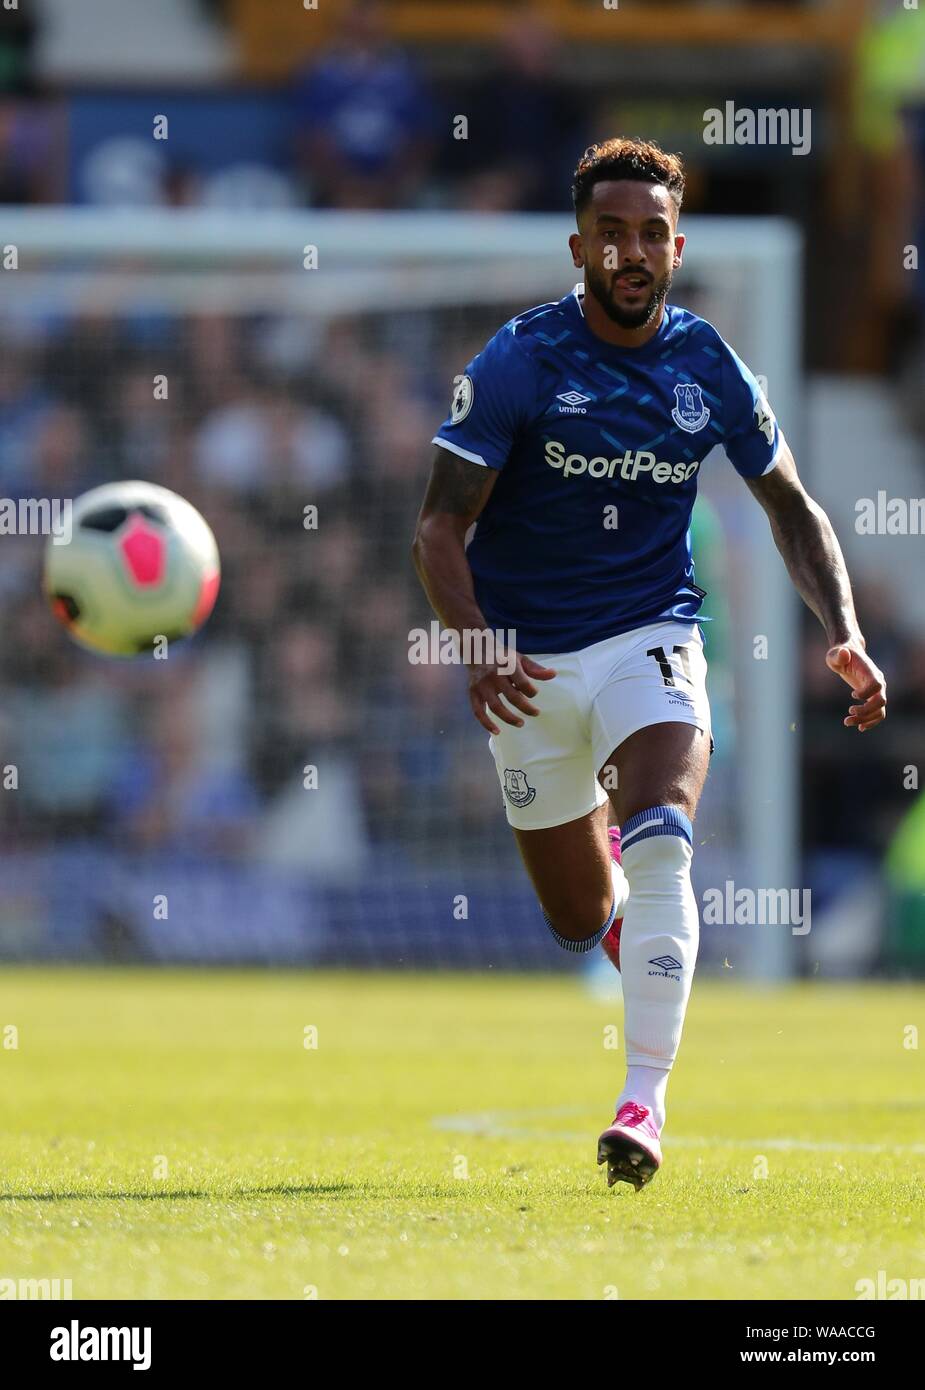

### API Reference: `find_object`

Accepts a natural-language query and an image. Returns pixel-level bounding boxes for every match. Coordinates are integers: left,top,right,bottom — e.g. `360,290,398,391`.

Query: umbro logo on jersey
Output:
556,390,591,413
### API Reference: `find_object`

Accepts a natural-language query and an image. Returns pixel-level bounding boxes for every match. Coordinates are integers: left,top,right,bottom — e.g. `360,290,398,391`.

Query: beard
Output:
585,263,672,330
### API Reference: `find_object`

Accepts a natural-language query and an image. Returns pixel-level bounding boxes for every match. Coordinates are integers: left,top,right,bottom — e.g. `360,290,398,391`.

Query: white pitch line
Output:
431,1108,925,1155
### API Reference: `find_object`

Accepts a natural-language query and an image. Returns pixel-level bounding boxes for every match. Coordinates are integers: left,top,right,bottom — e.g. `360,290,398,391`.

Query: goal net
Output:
0,209,801,976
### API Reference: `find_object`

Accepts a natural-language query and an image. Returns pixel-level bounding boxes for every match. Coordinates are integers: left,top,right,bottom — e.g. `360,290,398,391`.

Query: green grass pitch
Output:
1,968,922,1300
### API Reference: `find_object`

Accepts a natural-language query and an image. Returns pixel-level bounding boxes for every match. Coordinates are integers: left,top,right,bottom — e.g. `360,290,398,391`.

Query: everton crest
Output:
671,382,711,434
503,768,536,808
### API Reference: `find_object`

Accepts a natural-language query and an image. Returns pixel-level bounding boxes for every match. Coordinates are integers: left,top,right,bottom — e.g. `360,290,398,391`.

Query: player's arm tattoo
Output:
412,448,498,635
744,443,863,648
416,448,498,527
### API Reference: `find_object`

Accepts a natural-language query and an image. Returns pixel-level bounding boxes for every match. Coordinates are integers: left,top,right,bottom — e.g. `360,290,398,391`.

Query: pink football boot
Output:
600,826,625,972
597,1101,663,1190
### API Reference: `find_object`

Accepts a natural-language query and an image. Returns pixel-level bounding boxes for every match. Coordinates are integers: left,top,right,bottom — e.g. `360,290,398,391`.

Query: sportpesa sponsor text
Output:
544,438,701,484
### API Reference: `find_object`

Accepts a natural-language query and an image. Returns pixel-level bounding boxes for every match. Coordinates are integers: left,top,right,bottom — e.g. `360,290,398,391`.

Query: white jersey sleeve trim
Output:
431,436,489,467
760,430,786,476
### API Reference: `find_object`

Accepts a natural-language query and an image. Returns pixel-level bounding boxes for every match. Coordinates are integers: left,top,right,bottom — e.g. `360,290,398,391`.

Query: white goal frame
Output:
1,208,802,980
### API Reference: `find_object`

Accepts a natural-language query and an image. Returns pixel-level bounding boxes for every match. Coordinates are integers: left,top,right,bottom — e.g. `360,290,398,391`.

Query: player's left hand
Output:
825,642,887,732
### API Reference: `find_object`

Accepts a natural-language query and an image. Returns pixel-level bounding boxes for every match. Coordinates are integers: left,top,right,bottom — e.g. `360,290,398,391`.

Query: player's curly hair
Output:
571,138,685,220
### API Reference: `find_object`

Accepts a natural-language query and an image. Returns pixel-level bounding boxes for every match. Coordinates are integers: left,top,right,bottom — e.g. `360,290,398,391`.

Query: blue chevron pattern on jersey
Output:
433,283,783,654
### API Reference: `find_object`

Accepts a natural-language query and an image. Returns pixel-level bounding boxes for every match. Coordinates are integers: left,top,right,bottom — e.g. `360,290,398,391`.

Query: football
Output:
43,480,221,656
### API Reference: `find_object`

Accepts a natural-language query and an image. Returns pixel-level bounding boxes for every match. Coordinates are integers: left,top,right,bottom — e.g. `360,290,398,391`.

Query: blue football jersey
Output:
432,283,783,654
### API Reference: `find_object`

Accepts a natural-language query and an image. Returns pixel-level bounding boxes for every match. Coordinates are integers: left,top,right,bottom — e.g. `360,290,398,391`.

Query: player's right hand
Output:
468,653,557,735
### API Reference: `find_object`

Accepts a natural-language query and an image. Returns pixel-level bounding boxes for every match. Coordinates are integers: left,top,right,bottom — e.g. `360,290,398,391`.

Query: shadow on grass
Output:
0,1182,367,1202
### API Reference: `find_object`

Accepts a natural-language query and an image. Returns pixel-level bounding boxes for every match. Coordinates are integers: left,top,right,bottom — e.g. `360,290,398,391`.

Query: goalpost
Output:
0,209,801,979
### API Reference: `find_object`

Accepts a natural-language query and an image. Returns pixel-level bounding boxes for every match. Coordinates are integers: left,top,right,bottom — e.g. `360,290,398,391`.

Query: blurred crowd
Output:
0,302,520,880
1,300,924,897
0,0,923,964
2,1,924,372
2,1,924,373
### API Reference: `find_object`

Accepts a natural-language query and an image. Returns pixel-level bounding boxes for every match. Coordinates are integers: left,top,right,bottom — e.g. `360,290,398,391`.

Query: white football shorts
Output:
488,619,712,831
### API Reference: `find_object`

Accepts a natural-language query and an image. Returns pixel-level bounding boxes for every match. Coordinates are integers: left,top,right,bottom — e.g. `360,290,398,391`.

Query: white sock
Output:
617,1065,670,1130
617,805,700,1126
